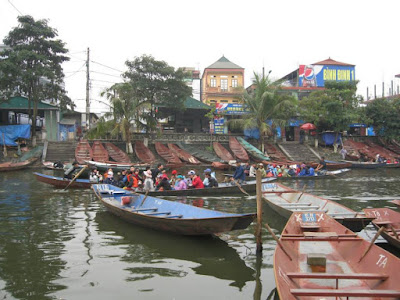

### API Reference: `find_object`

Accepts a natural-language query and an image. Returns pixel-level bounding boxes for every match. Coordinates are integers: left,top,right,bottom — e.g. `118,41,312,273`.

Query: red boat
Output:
229,137,249,162
213,142,234,162
274,212,400,300
104,142,131,163
309,160,352,170
264,143,288,162
154,142,182,166
75,140,93,164
167,143,200,164
390,200,400,207
134,141,156,164
364,208,400,250
92,141,109,162
212,161,230,170
0,157,38,171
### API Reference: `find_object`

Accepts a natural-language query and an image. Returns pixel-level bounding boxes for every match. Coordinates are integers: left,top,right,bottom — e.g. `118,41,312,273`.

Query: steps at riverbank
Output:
45,141,77,163
277,142,320,162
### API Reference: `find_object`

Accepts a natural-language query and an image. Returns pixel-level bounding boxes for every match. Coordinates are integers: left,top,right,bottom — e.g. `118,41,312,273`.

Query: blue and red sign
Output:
299,64,355,87
213,116,225,134
215,103,249,115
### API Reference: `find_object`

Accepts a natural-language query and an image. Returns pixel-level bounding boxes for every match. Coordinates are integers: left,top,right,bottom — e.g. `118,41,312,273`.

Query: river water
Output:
0,167,399,300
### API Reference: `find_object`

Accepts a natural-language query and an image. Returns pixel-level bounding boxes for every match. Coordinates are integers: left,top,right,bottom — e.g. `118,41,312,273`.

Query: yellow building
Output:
201,56,244,106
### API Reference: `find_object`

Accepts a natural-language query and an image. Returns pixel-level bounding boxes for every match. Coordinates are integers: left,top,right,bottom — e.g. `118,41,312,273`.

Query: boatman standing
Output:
231,161,246,184
64,161,80,179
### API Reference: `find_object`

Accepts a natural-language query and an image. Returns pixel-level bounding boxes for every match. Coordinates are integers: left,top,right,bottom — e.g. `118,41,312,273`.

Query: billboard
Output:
298,64,355,87
213,116,225,134
215,103,250,115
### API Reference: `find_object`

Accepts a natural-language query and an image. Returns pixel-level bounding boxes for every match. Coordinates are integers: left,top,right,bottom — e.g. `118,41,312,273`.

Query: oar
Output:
296,184,307,203
139,190,149,207
358,226,385,262
233,179,250,196
2,133,7,157
64,166,88,191
264,222,292,261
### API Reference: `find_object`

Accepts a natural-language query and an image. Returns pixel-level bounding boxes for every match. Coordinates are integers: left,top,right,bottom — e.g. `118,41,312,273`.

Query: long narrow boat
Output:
309,160,352,170
154,142,182,166
363,208,400,250
167,143,201,164
274,212,400,300
85,160,149,172
228,137,249,162
75,140,93,164
177,143,225,164
134,141,156,164
34,172,93,189
262,182,373,232
277,168,351,180
390,200,400,207
92,184,256,235
0,157,38,172
92,141,109,162
236,137,270,161
213,142,234,162
138,177,276,197
104,142,131,163
342,160,387,169
264,143,288,162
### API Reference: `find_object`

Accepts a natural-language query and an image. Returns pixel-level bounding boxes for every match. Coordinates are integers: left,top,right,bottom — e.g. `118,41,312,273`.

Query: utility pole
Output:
86,47,90,130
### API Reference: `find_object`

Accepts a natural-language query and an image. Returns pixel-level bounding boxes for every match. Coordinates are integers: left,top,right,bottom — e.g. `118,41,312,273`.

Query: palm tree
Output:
101,83,148,153
230,72,297,152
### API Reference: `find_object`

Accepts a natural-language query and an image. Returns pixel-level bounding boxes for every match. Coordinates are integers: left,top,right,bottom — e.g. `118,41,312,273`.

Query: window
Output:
220,100,228,103
232,99,239,103
221,79,228,91
209,100,216,104
210,76,216,87
232,79,238,88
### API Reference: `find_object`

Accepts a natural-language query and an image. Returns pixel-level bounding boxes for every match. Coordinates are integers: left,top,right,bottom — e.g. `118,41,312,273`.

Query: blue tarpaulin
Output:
321,131,342,146
0,125,31,146
244,128,260,140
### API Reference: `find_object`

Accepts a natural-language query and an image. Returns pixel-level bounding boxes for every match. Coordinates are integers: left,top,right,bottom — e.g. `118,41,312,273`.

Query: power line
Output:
90,70,122,79
8,0,23,15
65,62,86,78
91,79,121,84
91,60,123,73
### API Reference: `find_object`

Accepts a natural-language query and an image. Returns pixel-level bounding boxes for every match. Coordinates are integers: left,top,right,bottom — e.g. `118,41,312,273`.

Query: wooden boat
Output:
75,140,93,164
134,141,156,164
236,137,270,161
390,200,400,207
138,177,276,197
34,172,93,189
262,182,373,232
309,160,352,170
91,141,109,162
104,142,131,163
0,157,38,171
277,168,351,180
154,142,182,166
342,160,387,169
211,161,230,170
228,137,249,162
264,143,288,162
274,212,400,300
86,160,149,172
42,161,65,170
92,184,257,235
177,143,225,164
167,143,200,164
213,142,234,162
363,208,400,250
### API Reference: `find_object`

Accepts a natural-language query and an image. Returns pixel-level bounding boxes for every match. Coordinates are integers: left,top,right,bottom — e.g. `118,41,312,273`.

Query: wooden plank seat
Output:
374,220,393,225
282,233,358,238
132,207,157,212
303,232,338,237
280,202,312,206
290,288,400,297
281,205,320,209
287,272,388,280
165,215,183,218
143,211,171,216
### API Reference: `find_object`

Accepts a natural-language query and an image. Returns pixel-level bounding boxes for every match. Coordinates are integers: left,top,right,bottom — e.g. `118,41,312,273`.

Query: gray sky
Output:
1,0,399,113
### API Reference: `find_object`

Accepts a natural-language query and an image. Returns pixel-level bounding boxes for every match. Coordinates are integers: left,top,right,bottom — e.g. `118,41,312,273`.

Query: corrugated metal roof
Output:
184,96,211,110
312,57,355,66
0,96,59,110
206,56,243,69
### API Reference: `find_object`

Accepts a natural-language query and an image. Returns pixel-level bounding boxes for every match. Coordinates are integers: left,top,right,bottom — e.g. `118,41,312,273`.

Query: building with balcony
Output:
201,56,244,106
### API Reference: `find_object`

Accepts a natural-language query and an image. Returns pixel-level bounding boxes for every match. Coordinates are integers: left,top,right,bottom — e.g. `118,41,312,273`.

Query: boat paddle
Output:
64,165,88,191
139,190,149,207
358,226,385,262
2,133,7,157
233,179,250,196
264,222,292,261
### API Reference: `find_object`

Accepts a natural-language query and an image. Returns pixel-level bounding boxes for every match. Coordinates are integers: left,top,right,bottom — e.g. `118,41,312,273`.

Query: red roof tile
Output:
312,57,355,66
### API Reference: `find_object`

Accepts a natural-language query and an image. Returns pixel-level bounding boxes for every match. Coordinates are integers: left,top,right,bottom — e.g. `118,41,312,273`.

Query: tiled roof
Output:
206,56,243,69
184,97,211,110
312,57,355,66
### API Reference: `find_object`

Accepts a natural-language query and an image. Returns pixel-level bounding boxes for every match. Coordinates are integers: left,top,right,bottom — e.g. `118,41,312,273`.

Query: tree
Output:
365,97,400,140
0,15,70,144
298,81,363,151
123,55,192,132
100,82,148,153
229,72,297,152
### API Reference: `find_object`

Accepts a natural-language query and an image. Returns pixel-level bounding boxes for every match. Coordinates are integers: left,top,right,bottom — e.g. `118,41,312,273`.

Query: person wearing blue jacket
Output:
231,161,246,184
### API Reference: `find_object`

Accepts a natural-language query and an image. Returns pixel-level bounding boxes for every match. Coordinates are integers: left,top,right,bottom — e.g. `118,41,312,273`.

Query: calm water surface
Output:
0,167,399,299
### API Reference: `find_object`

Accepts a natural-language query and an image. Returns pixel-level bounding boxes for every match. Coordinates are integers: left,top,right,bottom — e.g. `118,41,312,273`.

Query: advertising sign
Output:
215,103,249,115
213,116,225,134
299,64,355,87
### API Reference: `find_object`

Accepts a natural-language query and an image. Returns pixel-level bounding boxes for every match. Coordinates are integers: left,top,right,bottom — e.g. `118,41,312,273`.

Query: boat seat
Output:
280,202,312,206
290,288,400,297
132,207,157,212
165,215,183,218
143,211,171,216
287,272,388,280
301,224,321,230
282,205,320,209
374,220,393,225
303,232,338,237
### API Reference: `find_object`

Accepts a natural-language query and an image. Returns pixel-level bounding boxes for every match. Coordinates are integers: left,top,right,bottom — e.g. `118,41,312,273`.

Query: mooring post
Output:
256,169,263,253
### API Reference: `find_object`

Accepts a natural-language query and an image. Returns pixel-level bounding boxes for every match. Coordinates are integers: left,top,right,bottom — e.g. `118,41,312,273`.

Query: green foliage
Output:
123,55,192,132
87,117,117,139
365,97,400,140
0,15,72,121
229,72,297,147
298,81,363,133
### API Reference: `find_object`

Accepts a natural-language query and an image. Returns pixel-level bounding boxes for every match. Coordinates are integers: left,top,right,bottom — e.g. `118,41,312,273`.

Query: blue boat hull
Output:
92,184,256,235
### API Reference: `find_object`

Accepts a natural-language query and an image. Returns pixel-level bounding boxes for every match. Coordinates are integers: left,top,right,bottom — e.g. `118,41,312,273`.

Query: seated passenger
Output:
204,173,218,188
156,174,172,191
175,175,188,190
307,166,315,176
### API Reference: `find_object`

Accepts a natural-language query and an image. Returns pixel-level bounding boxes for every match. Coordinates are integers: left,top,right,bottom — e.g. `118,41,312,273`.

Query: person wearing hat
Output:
186,170,195,187
64,161,80,179
104,170,117,185
258,163,266,178
156,173,172,191
175,175,188,190
170,170,177,186
231,161,245,184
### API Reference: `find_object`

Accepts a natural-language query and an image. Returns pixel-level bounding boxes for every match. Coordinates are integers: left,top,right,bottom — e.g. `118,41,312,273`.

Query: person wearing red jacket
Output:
190,172,204,189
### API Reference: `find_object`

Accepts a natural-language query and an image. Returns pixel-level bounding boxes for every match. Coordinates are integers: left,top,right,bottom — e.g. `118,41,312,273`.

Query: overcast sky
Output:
1,0,399,113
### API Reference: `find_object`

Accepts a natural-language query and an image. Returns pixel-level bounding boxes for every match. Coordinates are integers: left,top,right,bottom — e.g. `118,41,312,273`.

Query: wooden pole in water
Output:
256,169,263,253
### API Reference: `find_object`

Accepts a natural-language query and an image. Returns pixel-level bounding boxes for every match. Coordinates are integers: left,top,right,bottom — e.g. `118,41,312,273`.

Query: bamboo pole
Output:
256,169,263,253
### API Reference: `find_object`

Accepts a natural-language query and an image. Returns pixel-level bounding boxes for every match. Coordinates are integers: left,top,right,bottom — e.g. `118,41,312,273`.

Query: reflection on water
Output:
0,168,399,299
